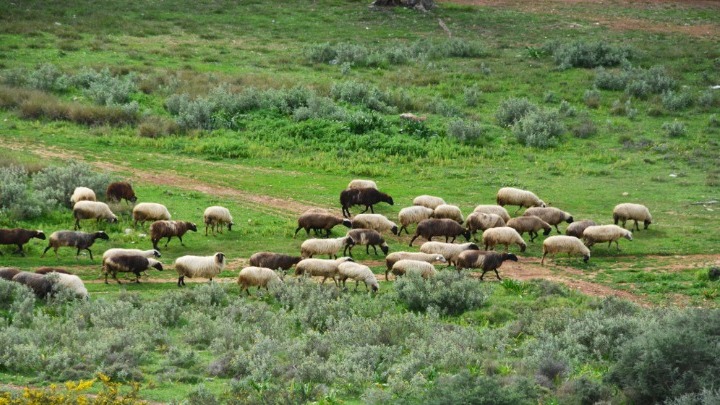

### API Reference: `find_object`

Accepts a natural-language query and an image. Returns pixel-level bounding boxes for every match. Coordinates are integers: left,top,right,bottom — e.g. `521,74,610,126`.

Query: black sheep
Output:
339,188,394,218
0,228,46,256
249,252,302,270
409,219,471,246
456,250,519,280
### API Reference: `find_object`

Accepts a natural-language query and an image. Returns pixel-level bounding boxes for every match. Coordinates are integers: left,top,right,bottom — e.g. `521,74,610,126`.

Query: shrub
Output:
345,111,386,134
176,98,216,131
665,388,720,405
0,165,48,220
304,42,337,64
662,90,694,111
513,109,564,148
83,68,137,106
428,97,460,117
698,89,718,111
495,97,538,127
551,41,632,69
33,161,112,208
607,309,720,404
137,115,180,137
331,81,393,112
594,67,630,91
572,115,598,139
583,89,601,109
558,376,612,405
411,372,536,405
394,272,488,316
447,119,491,145
710,114,720,128
662,120,687,138
27,63,69,92
464,85,482,107
558,100,576,117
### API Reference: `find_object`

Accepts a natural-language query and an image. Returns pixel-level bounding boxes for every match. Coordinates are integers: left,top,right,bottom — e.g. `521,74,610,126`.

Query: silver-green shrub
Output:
394,272,488,315
513,109,564,148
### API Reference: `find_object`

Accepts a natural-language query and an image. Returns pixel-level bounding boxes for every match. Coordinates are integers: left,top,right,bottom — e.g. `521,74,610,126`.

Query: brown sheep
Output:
456,250,519,280
249,252,302,270
0,228,46,256
41,230,110,261
0,267,21,281
295,209,352,238
149,220,197,250
565,220,597,238
507,216,552,242
106,181,137,204
409,219,472,246
340,188,394,218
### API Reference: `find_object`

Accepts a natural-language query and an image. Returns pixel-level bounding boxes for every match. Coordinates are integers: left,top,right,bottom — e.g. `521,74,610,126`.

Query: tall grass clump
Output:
33,162,112,208
513,109,564,148
495,97,539,127
394,272,488,315
548,40,632,69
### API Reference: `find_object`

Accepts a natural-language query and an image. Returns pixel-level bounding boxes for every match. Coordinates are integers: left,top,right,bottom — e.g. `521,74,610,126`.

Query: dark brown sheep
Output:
409,218,472,246
104,255,163,284
35,267,73,275
344,229,389,257
249,252,302,270
106,181,137,204
0,267,21,281
41,230,110,261
507,216,552,242
565,220,598,238
456,250,519,280
0,228,46,256
12,271,54,298
340,188,394,218
149,220,197,250
295,210,352,238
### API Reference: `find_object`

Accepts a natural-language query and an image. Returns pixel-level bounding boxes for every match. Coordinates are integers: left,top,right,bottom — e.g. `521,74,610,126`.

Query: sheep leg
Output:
529,232,536,243
480,270,487,280
205,225,209,236
514,206,522,215
371,245,378,256
633,220,640,231
541,252,547,265
399,225,407,235
493,269,501,280
135,272,141,283
293,227,303,238
409,234,419,247
614,240,621,251
554,225,561,234
178,235,185,246
14,244,26,257
86,248,95,261
164,236,173,247
152,239,160,251
365,245,370,255
449,236,457,243
324,229,331,238
354,280,360,291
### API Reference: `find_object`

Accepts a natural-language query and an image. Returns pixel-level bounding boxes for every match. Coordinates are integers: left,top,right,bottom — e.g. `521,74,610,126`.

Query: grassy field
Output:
1,0,720,403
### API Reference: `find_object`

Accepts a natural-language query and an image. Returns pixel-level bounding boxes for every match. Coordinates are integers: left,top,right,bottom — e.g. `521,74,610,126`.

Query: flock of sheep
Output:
0,178,653,298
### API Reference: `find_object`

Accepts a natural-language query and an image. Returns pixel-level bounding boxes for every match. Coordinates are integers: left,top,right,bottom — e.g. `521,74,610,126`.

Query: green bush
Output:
571,115,598,139
495,97,538,127
698,89,718,111
447,119,491,145
550,41,632,69
27,63,69,92
606,309,720,404
583,89,601,109
662,120,687,138
83,69,137,106
0,165,49,220
513,109,564,148
662,90,694,111
464,85,482,107
331,81,393,113
594,67,630,90
394,272,488,316
33,161,112,208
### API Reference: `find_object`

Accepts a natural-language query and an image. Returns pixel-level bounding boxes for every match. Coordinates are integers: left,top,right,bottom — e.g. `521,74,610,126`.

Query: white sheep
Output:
542,235,590,265
174,252,226,287
466,212,506,240
52,272,89,299
481,227,528,252
300,237,353,259
237,266,282,295
472,205,511,223
582,225,633,250
397,206,434,235
102,248,161,261
347,179,377,189
419,241,480,266
70,187,96,204
385,251,446,279
496,187,545,213
337,262,379,292
203,206,234,236
433,204,464,224
613,203,652,231
133,202,171,228
413,195,446,210
295,257,354,286
72,201,118,230
391,259,437,280
351,213,399,235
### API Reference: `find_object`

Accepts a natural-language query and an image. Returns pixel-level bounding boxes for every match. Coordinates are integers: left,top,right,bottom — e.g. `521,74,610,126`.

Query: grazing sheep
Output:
565,220,598,238
351,213,399,235
345,229,389,257
466,212,506,240
391,260,437,280
295,209,352,238
12,271,53,298
337,262,379,292
237,266,282,295
507,215,552,242
523,207,574,234
42,230,109,261
433,204,464,224
413,195,446,210
149,220,197,250
104,255,163,284
133,202,171,228
481,227,527,252
175,252,226,287
583,225,633,251
249,252,302,270
419,241,480,266
301,236,354,259
347,179,377,189
102,248,161,261
53,273,88,299
456,251,518,280
72,201,118,230
397,206,434,235
340,188,394,218
0,228,46,256
542,235,590,265
472,205,511,223
409,218,472,246
106,181,137,204
400,112,427,122
613,203,652,231
295,257,354,286
34,267,72,275
0,267,21,281
203,206,234,236
385,252,447,279
70,186,96,204
496,187,546,213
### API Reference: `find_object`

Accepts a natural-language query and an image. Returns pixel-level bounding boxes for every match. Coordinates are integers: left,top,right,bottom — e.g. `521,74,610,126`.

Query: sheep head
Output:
35,231,47,240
